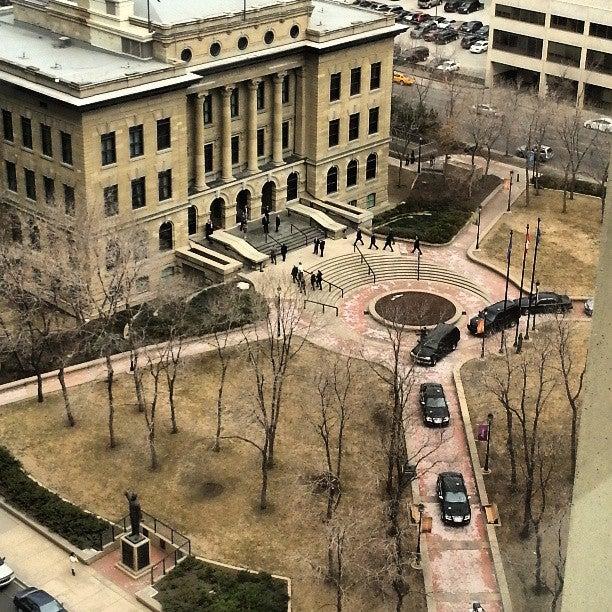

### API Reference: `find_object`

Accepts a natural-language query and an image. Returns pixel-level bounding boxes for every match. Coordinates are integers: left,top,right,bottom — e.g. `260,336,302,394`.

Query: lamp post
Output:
514,223,530,346
500,230,513,354
483,412,493,473
476,205,482,250
276,285,281,338
532,280,540,331
417,136,423,174
415,502,425,562
507,170,514,212
525,217,541,340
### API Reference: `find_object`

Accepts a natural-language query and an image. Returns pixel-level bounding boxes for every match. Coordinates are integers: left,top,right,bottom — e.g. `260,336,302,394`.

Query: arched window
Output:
346,160,358,187
286,172,299,201
10,214,22,243
366,153,377,180
188,205,197,235
210,197,224,228
159,221,173,251
326,166,338,194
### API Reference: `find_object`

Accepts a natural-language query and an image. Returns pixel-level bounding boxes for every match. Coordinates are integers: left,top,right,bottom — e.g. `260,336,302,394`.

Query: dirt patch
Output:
374,291,456,327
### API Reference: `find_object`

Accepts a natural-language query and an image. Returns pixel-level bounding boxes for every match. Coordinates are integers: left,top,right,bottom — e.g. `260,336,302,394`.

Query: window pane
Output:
350,67,361,96
370,62,381,89
330,73,341,102
157,118,171,150
104,185,119,216
21,117,32,149
61,131,73,165
2,110,13,141
129,124,144,157
101,132,116,165
131,177,146,209
40,124,53,157
64,184,75,216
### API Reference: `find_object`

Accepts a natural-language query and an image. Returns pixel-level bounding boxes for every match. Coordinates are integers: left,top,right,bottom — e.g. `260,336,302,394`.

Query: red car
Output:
411,12,433,23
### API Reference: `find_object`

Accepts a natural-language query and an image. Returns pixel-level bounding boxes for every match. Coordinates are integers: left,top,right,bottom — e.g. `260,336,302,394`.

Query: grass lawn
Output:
0,342,426,611
476,189,602,297
460,321,590,611
388,163,417,206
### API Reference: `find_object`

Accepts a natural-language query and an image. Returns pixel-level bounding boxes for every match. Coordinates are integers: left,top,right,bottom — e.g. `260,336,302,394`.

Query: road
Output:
0,577,26,612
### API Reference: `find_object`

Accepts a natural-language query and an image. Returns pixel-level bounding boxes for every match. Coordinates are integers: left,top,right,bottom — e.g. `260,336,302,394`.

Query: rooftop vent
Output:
58,36,72,48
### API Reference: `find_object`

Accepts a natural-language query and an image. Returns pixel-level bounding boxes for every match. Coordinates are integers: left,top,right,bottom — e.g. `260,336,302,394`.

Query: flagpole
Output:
524,217,541,340
513,223,529,347
499,229,513,354
147,0,151,32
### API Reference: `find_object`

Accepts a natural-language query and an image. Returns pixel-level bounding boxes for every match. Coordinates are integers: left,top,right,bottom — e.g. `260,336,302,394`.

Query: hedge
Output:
0,446,110,550
535,173,604,198
156,556,289,612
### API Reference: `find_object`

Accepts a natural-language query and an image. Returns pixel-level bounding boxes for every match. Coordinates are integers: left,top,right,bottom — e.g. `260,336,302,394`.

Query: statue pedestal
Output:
117,534,151,579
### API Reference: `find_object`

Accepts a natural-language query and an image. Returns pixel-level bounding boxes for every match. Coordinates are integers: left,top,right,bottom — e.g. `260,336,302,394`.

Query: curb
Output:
453,362,514,612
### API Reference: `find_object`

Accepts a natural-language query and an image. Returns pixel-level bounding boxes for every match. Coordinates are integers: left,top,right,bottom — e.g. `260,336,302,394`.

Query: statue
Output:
124,491,142,538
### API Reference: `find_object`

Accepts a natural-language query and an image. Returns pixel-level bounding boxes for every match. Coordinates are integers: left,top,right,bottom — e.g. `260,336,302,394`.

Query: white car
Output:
470,40,488,53
471,103,501,116
436,60,460,72
0,557,15,588
437,19,458,29
583,117,612,133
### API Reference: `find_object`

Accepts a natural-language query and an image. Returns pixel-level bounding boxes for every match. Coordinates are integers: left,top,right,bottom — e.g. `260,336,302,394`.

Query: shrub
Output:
157,556,289,612
0,446,110,550
534,173,604,198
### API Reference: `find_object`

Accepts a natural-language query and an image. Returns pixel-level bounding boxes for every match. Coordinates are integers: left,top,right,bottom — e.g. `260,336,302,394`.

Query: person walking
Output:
316,270,323,290
275,215,281,232
353,228,364,247
270,248,277,265
299,275,306,294
262,215,269,235
291,265,298,284
412,235,422,255
205,220,214,243
383,232,394,251
429,153,435,168
319,239,326,257
280,243,288,262
313,237,320,255
297,261,304,279
310,272,317,291
264,207,270,224
69,553,78,576
410,150,416,165
369,234,378,250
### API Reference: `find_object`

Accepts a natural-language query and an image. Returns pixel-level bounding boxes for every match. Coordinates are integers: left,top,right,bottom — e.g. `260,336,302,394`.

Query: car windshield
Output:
445,491,467,503
427,397,447,408
39,602,62,612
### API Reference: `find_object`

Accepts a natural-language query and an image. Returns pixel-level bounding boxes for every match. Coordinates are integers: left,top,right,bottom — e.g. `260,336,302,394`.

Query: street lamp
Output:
415,502,425,566
417,137,423,174
532,280,540,331
483,412,493,474
507,170,514,212
276,285,282,338
476,205,482,250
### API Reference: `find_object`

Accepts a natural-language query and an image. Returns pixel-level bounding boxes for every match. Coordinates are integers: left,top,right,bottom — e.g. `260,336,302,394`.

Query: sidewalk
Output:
0,507,144,611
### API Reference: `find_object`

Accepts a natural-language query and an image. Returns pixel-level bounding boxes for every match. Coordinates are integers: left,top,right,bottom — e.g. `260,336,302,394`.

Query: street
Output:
0,578,26,612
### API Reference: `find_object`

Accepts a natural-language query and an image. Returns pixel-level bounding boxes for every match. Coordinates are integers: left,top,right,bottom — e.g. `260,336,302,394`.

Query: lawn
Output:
0,342,426,611
476,189,602,297
460,320,590,611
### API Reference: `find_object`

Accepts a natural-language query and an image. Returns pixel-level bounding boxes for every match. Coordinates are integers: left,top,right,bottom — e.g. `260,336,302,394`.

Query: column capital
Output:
247,78,262,90
195,90,209,99
273,71,287,82
222,84,235,97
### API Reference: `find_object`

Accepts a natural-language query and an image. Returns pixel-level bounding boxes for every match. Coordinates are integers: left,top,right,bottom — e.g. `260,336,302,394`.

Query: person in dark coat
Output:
354,228,364,247
262,215,269,235
369,234,378,250
310,273,317,291
313,237,320,255
383,232,394,251
240,217,247,233
316,270,323,290
412,235,422,255
410,150,416,165
270,248,277,265
291,265,298,283
205,220,214,243
275,215,281,232
319,239,326,257
280,243,288,262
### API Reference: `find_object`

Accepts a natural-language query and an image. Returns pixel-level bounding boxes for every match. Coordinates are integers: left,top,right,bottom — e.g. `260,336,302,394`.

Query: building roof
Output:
308,0,384,33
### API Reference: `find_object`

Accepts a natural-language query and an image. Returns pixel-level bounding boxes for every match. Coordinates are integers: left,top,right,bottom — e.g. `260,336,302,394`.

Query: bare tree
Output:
141,343,168,470
546,516,567,612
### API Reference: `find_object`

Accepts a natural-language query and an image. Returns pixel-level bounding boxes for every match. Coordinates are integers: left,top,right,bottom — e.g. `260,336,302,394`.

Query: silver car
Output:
584,298,594,316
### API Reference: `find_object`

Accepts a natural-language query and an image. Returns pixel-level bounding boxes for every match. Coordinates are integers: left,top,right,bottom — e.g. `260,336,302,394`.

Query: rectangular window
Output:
104,185,119,217
231,135,240,165
370,62,381,90
64,184,75,216
2,110,13,142
547,41,582,67
101,132,116,165
21,117,33,149
366,193,376,209
330,72,341,102
348,112,360,141
5,160,17,192
494,4,545,25
550,15,584,34
105,0,116,15
121,38,152,58
43,176,55,205
257,81,265,110
586,49,612,75
204,143,214,172
40,124,53,157
24,168,36,200
203,95,213,124
282,121,290,149
492,30,543,59
129,124,144,158
368,107,379,135
590,22,612,40
257,128,265,157
60,132,73,165
131,176,146,209
350,67,361,96
158,169,172,201
282,75,290,103
156,118,171,150
230,88,239,117
328,119,340,147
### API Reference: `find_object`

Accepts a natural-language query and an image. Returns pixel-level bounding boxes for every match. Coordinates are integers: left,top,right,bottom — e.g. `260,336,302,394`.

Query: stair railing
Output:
353,244,376,284
289,223,309,246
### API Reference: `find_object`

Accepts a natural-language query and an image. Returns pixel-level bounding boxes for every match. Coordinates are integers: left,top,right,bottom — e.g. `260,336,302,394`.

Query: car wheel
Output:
431,357,437,366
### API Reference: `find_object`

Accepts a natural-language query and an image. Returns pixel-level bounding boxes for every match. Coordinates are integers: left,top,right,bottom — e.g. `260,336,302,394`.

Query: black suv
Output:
461,33,483,48
457,0,482,13
419,383,450,426
444,0,462,11
459,20,483,33
405,46,430,62
467,300,521,336
410,323,460,366
437,472,471,525
517,292,572,315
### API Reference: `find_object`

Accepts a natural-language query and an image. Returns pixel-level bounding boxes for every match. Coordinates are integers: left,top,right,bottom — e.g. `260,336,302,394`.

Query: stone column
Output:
194,92,208,192
294,69,305,158
272,72,286,166
247,79,260,174
221,86,234,182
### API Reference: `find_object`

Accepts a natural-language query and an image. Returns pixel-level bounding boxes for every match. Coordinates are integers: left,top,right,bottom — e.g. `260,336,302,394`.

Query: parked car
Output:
467,300,521,336
411,11,433,23
436,28,459,43
517,292,572,315
437,472,471,525
423,27,440,42
389,5,405,14
459,20,482,33
14,588,66,612
471,103,501,116
418,0,441,8
419,383,450,426
393,70,416,86
584,298,594,316
475,25,489,37
461,33,482,48
436,59,460,72
583,117,612,133
405,45,430,62
470,39,488,53
0,557,15,588
515,144,555,161
410,25,427,38
437,19,458,29
444,0,463,11
410,323,460,366
457,0,483,13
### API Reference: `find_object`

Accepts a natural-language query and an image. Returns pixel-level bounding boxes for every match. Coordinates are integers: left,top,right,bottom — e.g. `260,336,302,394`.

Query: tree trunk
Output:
132,356,146,413
168,377,178,434
105,354,116,449
521,468,534,538
259,449,269,510
213,364,227,452
484,147,491,176
570,406,578,480
534,522,545,593
524,162,530,207
562,167,569,213
148,430,158,470
57,364,75,427
36,370,44,403
569,170,576,201
505,409,518,488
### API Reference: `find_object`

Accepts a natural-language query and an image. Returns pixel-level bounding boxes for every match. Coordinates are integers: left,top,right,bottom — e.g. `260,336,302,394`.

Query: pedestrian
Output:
264,207,270,223
369,234,378,250
205,220,214,243
262,215,269,235
316,269,323,290
429,153,435,167
319,239,325,257
69,553,78,576
275,215,281,232
240,217,247,233
291,265,298,283
297,261,304,278
410,150,416,165
270,248,277,265
383,232,394,251
354,228,364,247
412,235,422,255
310,273,317,291
313,237,320,255
280,243,288,262
300,275,306,294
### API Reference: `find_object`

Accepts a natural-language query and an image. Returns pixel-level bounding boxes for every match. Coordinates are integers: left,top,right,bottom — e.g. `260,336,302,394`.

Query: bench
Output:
484,503,501,526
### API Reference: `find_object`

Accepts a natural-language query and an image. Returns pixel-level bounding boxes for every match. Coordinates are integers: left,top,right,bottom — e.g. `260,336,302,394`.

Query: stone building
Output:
0,0,403,301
